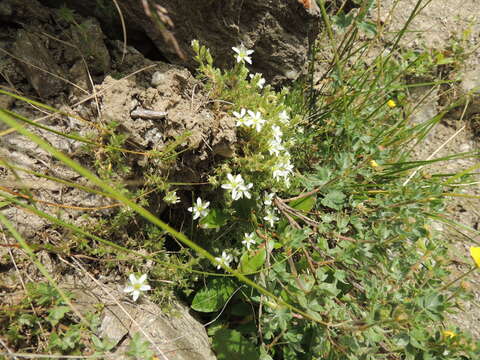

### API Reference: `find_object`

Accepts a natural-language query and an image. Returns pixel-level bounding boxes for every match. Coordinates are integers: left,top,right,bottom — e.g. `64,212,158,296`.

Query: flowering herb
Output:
241,232,256,250
188,197,210,220
124,274,151,302
232,44,254,64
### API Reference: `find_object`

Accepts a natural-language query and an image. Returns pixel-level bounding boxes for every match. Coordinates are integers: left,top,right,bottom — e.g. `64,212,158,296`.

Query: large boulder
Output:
40,0,320,85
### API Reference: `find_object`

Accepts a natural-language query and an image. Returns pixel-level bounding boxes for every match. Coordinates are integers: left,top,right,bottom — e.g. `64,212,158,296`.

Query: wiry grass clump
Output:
1,0,480,359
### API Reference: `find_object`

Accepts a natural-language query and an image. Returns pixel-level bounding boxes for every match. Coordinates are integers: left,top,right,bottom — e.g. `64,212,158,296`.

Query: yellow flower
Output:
370,160,380,168
469,247,480,268
442,330,456,339
387,100,396,108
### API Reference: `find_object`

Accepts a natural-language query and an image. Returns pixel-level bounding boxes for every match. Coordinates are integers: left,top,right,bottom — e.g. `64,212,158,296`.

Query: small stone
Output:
151,71,166,87
459,143,471,153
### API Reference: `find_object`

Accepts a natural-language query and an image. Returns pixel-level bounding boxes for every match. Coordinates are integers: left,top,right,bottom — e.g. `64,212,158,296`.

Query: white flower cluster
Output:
233,109,266,132
268,113,294,186
231,45,294,188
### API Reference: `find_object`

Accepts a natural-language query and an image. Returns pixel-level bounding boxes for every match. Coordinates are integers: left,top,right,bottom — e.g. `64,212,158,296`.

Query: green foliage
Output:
211,328,259,360
125,333,154,360
0,282,100,355
191,278,236,312
184,10,480,359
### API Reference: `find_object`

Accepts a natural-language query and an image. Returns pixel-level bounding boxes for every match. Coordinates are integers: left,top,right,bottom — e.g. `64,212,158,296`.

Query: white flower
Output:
279,110,290,124
215,251,233,269
221,173,253,200
263,210,279,227
221,173,244,200
271,125,283,141
233,108,246,119
264,192,275,206
249,73,266,89
163,190,180,204
233,108,252,127
247,110,266,132
268,138,285,156
232,44,254,65
188,197,210,220
242,232,256,250
272,160,294,182
124,274,151,302
237,182,253,199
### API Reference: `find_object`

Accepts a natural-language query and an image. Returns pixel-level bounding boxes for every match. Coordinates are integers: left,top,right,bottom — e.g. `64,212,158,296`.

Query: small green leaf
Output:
332,13,354,29
47,306,70,326
357,21,377,36
239,248,266,274
289,194,316,213
321,190,345,210
199,208,228,229
125,333,154,360
92,334,116,352
191,278,236,312
212,329,259,360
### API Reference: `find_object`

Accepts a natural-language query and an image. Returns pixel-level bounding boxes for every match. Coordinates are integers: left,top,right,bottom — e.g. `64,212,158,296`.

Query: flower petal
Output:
132,290,140,302
138,274,147,283
129,274,137,284
470,247,480,268
140,284,151,291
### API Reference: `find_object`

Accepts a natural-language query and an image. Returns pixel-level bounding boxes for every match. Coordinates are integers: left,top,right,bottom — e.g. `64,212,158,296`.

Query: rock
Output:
12,30,67,98
47,0,320,85
64,18,111,75
459,67,480,116
100,300,217,360
97,63,237,166
122,0,320,85
68,276,216,360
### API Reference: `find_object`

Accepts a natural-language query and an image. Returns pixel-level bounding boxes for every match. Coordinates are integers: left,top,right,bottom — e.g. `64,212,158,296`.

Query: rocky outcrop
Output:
37,0,320,85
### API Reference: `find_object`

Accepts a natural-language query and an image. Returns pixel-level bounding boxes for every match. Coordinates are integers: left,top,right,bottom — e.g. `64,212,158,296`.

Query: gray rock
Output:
130,0,320,85
50,0,320,85
65,18,111,75
68,275,216,360
459,67,480,116
100,300,217,360
12,30,67,98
